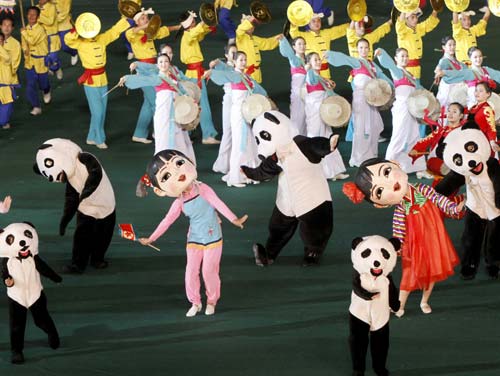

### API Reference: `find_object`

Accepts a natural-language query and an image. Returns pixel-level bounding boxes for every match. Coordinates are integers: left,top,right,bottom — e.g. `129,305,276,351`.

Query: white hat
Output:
458,10,476,20
364,79,394,108
487,92,500,123
242,94,272,123
448,82,468,107
407,89,440,120
320,95,352,128
179,80,201,103
312,12,324,19
133,7,155,23
174,95,199,125
181,11,197,29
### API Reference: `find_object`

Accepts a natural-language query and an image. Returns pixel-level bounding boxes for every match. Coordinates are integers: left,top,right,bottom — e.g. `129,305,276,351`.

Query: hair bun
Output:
342,182,365,204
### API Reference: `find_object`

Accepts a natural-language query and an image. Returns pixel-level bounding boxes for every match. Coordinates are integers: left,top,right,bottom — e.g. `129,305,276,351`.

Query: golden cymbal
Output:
488,0,500,17
118,0,141,19
75,12,101,39
200,2,218,27
393,0,420,13
145,15,161,39
444,0,470,12
287,0,314,27
250,0,271,24
347,0,367,22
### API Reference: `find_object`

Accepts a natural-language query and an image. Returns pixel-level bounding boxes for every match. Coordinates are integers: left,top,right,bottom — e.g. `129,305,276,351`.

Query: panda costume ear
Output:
388,237,401,252
263,112,281,124
462,121,481,131
33,143,53,176
0,228,4,234
351,237,364,250
23,221,36,229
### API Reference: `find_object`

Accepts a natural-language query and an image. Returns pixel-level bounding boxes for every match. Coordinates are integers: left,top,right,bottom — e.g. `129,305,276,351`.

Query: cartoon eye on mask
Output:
176,159,185,167
259,131,272,141
24,230,33,239
453,153,463,166
464,141,478,153
161,172,171,183
6,234,14,245
44,158,54,168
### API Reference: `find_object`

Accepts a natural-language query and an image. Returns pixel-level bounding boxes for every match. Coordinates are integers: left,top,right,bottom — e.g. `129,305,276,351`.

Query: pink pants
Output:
185,243,222,306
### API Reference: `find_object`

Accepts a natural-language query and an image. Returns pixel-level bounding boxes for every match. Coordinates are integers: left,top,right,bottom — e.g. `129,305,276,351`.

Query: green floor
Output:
0,1,499,375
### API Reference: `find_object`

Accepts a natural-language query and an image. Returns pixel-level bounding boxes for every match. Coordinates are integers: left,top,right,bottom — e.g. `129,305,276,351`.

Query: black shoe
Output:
62,264,84,274
11,351,24,364
302,252,320,266
48,332,60,349
90,261,109,269
460,266,476,280
252,243,270,266
486,265,499,280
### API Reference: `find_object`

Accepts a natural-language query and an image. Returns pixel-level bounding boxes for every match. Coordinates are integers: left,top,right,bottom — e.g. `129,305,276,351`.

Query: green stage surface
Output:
0,1,499,375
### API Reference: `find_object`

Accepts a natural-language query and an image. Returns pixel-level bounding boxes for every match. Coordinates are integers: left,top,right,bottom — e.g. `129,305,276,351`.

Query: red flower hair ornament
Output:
342,182,365,204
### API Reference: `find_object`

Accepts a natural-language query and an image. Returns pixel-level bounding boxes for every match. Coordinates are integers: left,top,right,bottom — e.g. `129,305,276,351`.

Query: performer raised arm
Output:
396,8,439,81
290,12,349,79
65,13,131,149
453,7,491,64
346,17,391,60
37,0,62,79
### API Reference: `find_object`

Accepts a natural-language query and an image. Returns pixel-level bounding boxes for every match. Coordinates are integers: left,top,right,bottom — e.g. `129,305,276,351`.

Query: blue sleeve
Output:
210,69,240,86
485,67,500,83
135,62,159,76
252,81,267,96
376,49,402,80
279,38,302,68
306,69,319,85
442,69,473,84
325,50,360,69
125,74,162,89
436,58,450,71
213,61,233,72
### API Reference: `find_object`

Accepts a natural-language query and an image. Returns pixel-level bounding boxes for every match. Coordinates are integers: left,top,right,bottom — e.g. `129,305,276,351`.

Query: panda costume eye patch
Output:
361,249,371,258
44,158,54,168
464,141,478,153
24,230,33,239
6,234,14,245
259,131,272,141
381,248,390,260
453,154,463,166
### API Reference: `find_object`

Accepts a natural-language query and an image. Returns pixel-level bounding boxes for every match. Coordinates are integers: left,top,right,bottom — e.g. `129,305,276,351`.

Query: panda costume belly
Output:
34,138,116,273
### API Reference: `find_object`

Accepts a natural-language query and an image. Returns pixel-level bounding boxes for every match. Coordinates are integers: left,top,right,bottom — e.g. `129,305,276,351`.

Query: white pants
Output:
213,84,232,173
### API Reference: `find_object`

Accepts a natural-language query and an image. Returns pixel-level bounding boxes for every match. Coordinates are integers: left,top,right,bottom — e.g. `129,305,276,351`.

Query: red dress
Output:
393,184,460,291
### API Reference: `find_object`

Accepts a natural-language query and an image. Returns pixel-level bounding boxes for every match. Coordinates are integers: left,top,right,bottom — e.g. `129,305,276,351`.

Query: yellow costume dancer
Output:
0,38,16,129
452,8,491,64
54,0,78,65
290,13,349,78
235,15,279,83
347,19,391,60
396,8,439,80
38,0,62,78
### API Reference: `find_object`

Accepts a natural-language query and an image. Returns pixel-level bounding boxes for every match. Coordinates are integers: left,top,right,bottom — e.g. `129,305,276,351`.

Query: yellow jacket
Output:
290,22,349,78
38,1,61,53
180,22,211,79
215,0,235,9
236,19,278,83
21,23,49,74
126,26,170,60
347,22,391,59
3,36,21,84
396,15,439,78
64,18,130,86
54,0,72,32
0,44,14,104
453,20,487,63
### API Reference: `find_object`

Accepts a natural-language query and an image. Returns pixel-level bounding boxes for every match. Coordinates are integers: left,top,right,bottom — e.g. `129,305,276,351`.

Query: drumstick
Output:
102,82,122,97
146,243,160,252
19,0,26,28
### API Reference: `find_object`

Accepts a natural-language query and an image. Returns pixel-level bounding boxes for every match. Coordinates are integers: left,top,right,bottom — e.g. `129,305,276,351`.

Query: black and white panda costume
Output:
349,235,400,376
436,123,500,279
241,111,337,266
34,138,116,273
0,222,61,364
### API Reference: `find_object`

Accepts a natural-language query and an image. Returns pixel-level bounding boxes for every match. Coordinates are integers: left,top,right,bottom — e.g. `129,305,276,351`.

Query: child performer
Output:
290,13,349,79
178,10,219,145
0,32,17,130
206,51,264,187
139,149,248,317
434,36,467,108
375,47,427,177
304,51,348,180
55,0,78,66
409,102,466,182
125,8,180,144
209,43,237,174
235,14,280,83
436,47,500,109
279,36,306,136
396,8,439,83
343,158,464,317
120,53,196,162
37,0,62,79
325,39,392,167
65,15,130,149
20,6,50,116
453,7,491,64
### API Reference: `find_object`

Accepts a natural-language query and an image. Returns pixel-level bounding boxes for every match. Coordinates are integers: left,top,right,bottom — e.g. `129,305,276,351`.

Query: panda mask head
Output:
0,222,39,260
34,138,82,183
252,111,293,159
351,235,400,278
436,123,491,177
146,149,197,197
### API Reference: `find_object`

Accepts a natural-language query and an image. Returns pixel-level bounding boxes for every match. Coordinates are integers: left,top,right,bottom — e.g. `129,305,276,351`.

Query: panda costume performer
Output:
349,235,400,376
0,222,61,364
240,111,337,266
34,138,116,274
436,123,500,279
